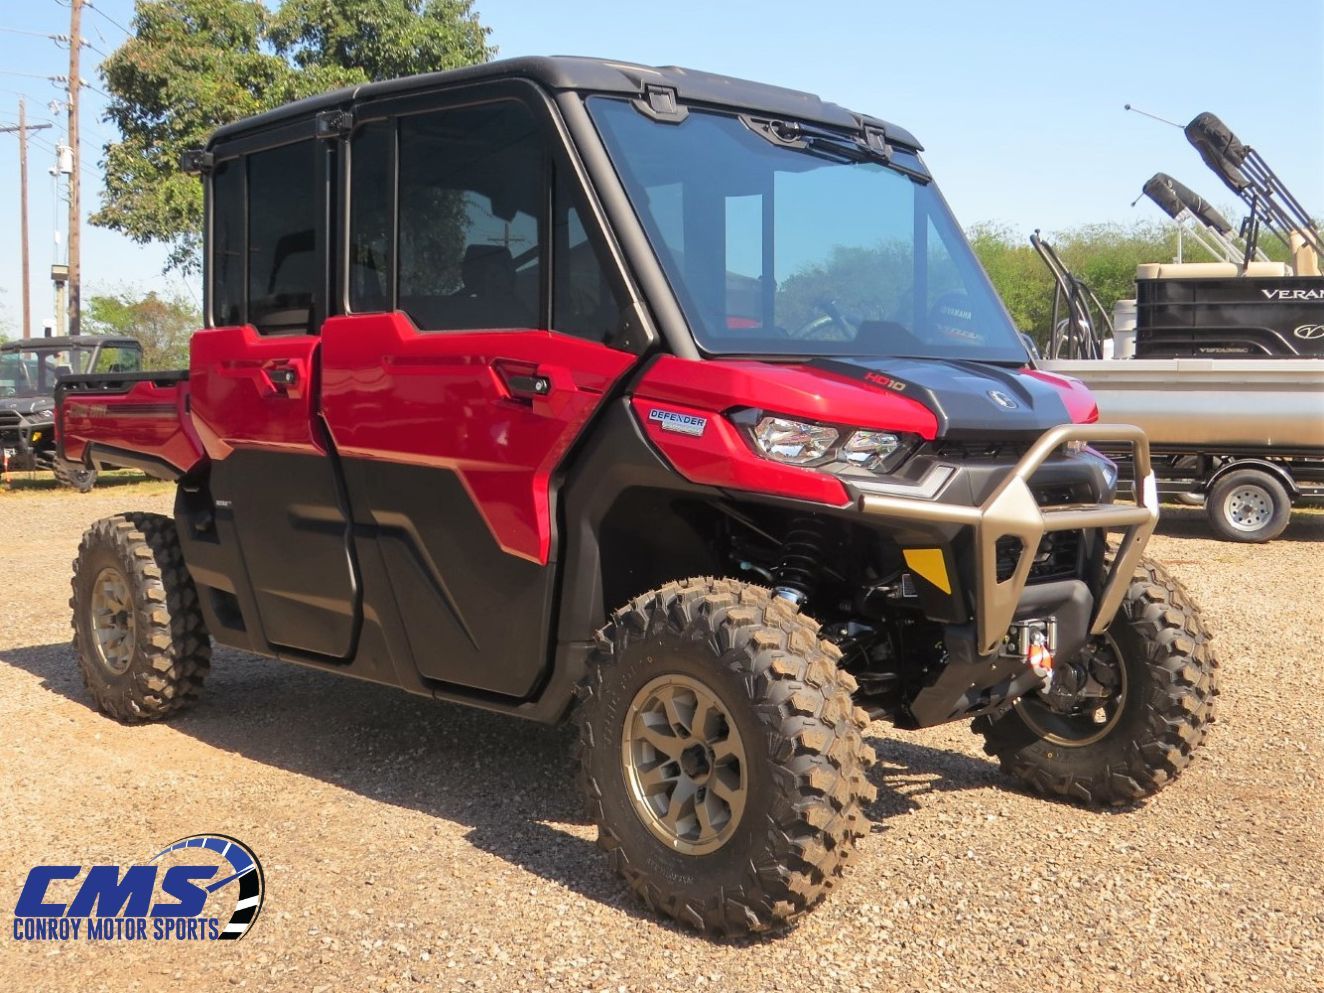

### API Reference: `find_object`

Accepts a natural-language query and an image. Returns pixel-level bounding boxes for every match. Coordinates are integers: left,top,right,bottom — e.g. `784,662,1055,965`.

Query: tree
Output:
83,290,200,370
93,0,492,273
270,0,492,80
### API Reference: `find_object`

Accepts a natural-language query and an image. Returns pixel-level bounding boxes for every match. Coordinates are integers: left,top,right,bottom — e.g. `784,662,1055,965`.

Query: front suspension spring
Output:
773,517,829,605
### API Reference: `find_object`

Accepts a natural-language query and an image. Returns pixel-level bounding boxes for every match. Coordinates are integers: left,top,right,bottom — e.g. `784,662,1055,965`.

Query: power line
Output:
0,69,65,83
0,26,72,42
84,2,130,36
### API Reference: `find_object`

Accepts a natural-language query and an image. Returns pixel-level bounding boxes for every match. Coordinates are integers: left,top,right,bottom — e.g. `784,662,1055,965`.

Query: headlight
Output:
1086,444,1119,490
741,411,914,475
841,430,902,470
751,417,839,465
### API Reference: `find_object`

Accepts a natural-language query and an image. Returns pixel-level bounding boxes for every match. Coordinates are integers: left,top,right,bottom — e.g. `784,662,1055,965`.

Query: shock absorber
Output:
773,517,828,607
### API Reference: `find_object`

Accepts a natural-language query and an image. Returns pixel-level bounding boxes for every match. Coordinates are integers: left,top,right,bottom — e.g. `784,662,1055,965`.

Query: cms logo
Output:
12,835,264,942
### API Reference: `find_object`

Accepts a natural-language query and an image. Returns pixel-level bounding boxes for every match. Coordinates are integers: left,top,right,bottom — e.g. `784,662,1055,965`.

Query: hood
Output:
0,396,54,416
631,355,1097,443
810,357,1097,439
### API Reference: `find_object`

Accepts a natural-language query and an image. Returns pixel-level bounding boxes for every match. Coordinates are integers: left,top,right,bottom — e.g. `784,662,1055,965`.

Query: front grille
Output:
923,439,1033,463
995,531,1084,583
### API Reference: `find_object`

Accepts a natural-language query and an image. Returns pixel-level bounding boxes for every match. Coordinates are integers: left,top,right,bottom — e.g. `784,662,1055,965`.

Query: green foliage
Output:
965,220,1290,351
83,290,201,370
93,0,493,273
270,0,492,80
776,243,913,335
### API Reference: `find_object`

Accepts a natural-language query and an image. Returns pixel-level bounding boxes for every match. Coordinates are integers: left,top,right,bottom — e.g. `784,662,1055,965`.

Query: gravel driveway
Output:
0,480,1320,992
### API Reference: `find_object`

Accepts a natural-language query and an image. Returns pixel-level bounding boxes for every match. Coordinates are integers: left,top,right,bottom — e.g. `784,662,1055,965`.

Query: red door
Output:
189,325,358,658
319,312,635,696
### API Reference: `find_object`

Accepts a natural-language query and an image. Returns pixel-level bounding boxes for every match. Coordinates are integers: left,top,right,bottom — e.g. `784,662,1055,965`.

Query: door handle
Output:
505,373,551,399
268,366,299,387
494,360,553,402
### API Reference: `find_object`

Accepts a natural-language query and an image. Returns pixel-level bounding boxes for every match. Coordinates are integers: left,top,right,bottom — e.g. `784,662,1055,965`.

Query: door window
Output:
247,141,320,335
211,159,244,327
552,169,625,344
208,139,323,334
347,95,630,345
349,121,395,313
397,102,543,332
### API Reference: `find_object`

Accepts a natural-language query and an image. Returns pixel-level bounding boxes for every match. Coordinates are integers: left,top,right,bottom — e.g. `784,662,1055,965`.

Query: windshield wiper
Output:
741,116,930,183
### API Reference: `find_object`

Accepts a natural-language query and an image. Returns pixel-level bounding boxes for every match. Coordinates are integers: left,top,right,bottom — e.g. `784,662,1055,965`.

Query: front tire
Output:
54,460,97,493
575,578,876,936
70,513,211,722
973,557,1218,806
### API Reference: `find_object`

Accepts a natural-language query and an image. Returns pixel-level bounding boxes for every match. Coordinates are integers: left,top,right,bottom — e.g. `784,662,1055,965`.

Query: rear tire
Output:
1205,469,1290,542
54,461,97,493
575,578,876,936
70,512,210,722
973,557,1217,806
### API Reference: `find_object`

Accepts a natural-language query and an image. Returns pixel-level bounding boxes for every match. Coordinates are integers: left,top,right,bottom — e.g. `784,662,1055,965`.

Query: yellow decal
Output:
903,548,951,595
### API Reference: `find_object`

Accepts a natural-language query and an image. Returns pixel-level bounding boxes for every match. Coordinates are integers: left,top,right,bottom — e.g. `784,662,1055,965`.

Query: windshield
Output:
0,347,93,397
589,98,1027,363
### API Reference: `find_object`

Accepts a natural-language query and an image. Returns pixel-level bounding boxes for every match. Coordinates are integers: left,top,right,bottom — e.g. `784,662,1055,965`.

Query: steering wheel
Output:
926,290,986,346
788,298,854,340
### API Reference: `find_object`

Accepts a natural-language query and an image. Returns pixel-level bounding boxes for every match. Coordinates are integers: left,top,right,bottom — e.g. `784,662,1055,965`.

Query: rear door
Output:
190,131,359,660
320,89,642,698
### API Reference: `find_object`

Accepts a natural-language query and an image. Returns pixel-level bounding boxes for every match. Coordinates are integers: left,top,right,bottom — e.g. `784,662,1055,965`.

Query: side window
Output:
552,168,625,343
93,347,142,374
396,102,543,332
349,121,394,313
211,159,244,327
247,141,320,335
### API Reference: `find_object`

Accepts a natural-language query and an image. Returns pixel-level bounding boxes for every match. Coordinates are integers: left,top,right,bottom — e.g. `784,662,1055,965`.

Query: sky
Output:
0,0,1320,337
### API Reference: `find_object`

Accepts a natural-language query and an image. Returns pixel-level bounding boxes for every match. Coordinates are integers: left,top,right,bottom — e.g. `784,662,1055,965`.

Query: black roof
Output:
208,55,921,151
1,335,139,352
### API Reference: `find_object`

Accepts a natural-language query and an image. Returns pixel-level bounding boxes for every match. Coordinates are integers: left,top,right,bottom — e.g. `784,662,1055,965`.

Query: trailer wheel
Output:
1206,469,1290,542
70,513,211,722
973,556,1217,806
575,578,876,936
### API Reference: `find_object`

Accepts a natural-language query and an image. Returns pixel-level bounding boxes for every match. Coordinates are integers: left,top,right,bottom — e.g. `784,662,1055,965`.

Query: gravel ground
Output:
0,480,1320,992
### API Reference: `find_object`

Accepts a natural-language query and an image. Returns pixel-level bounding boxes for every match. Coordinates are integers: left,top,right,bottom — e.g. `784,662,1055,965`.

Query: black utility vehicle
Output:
1,335,142,490
59,58,1217,935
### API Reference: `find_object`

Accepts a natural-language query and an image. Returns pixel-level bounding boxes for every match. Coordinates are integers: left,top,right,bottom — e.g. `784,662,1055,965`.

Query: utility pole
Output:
0,102,52,339
67,0,83,335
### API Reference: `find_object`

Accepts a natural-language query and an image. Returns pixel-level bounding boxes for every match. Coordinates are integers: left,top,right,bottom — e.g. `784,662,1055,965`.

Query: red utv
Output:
59,57,1217,935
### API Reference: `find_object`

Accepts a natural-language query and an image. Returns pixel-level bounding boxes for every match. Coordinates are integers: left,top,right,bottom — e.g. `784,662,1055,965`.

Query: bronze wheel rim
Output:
90,566,135,675
621,673,748,855
1014,631,1129,747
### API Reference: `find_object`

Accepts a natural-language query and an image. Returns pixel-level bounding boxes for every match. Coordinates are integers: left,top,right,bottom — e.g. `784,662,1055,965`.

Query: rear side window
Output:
247,141,319,335
349,121,395,313
211,160,244,327
396,102,544,332
93,346,142,374
208,138,324,334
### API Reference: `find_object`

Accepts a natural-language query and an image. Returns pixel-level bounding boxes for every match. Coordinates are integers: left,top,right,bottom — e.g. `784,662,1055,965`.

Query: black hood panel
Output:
813,358,1073,439
0,396,54,416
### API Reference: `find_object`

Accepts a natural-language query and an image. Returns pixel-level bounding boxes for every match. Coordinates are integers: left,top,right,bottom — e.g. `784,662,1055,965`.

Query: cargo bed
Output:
56,371,206,480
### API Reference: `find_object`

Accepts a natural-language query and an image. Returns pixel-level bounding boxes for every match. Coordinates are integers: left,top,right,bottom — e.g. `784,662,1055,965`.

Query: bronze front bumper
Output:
858,423,1158,655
